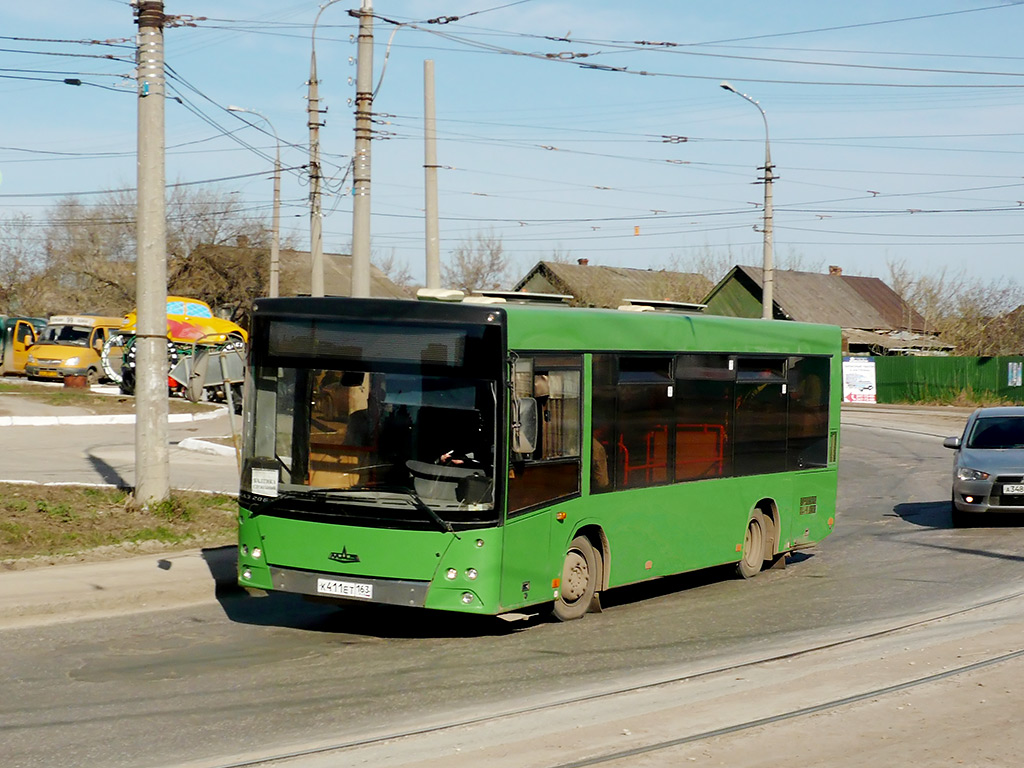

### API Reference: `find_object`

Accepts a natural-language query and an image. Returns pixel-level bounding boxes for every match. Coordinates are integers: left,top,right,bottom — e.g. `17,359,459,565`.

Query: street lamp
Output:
307,0,345,298
228,106,281,298
721,81,774,320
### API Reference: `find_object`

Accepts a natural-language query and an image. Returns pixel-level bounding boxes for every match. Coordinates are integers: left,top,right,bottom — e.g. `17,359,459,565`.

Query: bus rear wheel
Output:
553,535,599,621
736,512,766,579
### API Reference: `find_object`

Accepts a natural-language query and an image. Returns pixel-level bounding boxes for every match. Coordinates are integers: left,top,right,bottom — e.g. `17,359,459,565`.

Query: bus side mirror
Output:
512,397,538,455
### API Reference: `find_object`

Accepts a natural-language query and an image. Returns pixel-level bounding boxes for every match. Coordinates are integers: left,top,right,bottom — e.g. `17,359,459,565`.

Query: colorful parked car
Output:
118,296,247,345
103,296,247,395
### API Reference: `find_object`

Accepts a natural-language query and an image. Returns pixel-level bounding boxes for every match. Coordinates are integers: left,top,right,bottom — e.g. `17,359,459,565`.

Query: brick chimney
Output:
577,258,589,266
829,265,842,276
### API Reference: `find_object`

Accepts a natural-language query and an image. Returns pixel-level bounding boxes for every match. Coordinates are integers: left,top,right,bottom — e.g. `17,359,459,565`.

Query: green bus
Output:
237,293,839,620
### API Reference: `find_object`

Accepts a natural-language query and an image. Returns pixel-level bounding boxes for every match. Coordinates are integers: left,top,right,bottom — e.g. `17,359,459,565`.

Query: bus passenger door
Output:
500,355,583,611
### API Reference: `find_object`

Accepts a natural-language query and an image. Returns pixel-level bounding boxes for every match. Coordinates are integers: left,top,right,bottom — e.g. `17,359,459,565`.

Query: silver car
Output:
944,406,1024,527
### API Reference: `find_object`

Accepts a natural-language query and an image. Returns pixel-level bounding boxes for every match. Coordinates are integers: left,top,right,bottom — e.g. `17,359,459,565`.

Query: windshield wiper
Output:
336,484,457,536
248,486,456,536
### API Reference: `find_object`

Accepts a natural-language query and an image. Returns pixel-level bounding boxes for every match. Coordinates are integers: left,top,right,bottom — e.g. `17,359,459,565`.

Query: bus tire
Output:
553,535,599,621
736,512,767,579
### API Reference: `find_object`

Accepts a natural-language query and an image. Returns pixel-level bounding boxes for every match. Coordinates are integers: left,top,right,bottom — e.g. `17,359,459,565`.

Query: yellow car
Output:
26,315,125,385
120,296,247,345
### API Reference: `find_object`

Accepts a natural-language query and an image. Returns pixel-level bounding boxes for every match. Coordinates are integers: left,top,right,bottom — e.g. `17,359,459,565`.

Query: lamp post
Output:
308,0,344,298
228,106,281,298
721,81,774,320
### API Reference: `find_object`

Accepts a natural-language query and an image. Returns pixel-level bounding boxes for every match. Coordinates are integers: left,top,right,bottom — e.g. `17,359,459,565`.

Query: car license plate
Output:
316,577,373,600
1003,484,1024,495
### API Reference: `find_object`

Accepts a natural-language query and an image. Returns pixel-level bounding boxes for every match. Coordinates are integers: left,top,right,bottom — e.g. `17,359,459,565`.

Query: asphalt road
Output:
0,391,240,493
5,406,1024,768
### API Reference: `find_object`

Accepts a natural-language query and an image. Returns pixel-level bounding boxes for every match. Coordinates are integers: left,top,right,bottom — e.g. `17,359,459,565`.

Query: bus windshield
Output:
242,316,502,527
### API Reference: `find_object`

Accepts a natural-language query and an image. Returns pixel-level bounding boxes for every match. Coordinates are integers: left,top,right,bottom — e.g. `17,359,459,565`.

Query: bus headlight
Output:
251,547,262,560
461,592,475,604
446,568,458,580
465,568,478,580
241,568,252,580
65,356,80,367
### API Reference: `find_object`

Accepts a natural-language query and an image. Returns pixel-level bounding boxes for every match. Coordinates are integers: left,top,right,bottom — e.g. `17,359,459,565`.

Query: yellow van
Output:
25,315,124,385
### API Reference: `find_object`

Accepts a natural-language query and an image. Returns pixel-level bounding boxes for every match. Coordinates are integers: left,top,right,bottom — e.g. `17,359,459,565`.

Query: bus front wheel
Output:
553,535,599,621
736,512,767,579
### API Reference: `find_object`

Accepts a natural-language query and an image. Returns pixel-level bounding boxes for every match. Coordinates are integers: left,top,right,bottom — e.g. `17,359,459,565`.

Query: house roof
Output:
706,265,928,332
513,261,712,308
283,249,411,299
192,244,410,299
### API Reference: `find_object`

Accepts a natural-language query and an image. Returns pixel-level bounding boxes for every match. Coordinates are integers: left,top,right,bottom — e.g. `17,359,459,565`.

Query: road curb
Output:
178,436,238,457
0,545,239,630
0,409,226,427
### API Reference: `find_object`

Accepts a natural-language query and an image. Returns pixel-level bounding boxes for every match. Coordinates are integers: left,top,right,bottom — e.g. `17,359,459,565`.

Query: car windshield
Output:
965,416,1024,449
40,324,91,347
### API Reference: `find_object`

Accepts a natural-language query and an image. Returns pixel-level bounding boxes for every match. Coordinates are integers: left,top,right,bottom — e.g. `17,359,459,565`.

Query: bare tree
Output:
666,247,734,290
0,213,45,314
777,248,824,273
372,249,416,291
443,230,513,293
9,185,280,319
886,258,1024,355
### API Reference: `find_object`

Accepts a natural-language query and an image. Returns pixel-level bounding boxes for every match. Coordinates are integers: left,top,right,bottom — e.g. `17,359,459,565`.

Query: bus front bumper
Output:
251,565,431,608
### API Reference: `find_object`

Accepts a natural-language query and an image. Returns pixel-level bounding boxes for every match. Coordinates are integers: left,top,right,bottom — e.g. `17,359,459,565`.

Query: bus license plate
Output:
317,578,373,600
1003,484,1024,495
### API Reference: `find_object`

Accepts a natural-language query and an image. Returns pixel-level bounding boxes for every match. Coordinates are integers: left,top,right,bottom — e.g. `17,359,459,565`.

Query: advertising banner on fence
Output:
842,356,877,403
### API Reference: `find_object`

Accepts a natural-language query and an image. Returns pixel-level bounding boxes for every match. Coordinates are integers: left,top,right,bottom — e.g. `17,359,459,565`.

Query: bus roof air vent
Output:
618,298,707,314
472,290,573,305
416,288,465,302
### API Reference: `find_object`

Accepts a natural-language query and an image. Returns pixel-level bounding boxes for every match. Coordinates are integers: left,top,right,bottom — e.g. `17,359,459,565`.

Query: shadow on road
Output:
85,453,129,487
895,500,1024,530
892,500,954,528
200,545,536,639
198,550,812,641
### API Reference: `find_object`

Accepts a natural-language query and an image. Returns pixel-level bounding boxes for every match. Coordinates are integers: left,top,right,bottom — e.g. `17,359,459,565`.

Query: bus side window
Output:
675,354,734,481
614,357,673,490
507,355,582,515
787,356,830,469
734,357,788,476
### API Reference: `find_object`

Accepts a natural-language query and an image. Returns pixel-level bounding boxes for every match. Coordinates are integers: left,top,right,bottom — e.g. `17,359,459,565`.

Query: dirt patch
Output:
0,379,217,415
0,483,236,568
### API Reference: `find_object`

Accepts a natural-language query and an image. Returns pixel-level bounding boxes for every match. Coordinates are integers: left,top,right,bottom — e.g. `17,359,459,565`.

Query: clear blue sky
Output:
3,1,1024,286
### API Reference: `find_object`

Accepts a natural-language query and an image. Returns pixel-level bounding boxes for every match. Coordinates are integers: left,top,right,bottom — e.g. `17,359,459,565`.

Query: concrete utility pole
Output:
423,59,441,289
134,0,170,505
721,81,775,320
228,106,281,297
349,0,373,298
308,1,343,297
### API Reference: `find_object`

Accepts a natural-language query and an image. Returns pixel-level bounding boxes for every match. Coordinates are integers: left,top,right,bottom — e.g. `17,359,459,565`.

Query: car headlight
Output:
64,357,80,367
957,467,990,482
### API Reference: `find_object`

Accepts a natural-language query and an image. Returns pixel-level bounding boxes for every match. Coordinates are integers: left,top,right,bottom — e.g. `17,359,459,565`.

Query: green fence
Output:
872,355,1024,404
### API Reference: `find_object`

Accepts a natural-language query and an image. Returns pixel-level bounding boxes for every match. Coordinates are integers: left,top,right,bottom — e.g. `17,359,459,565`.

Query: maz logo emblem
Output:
329,547,360,564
